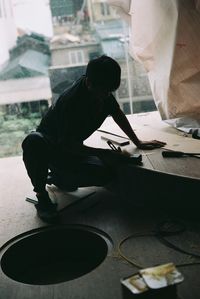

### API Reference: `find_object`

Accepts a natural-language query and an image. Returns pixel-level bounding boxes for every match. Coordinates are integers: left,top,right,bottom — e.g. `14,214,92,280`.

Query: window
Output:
100,3,110,16
0,0,156,158
68,50,85,65
123,99,156,114
0,100,48,158
118,78,129,98
50,0,73,17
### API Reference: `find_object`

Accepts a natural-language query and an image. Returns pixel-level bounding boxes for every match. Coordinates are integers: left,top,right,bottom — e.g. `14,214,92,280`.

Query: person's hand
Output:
100,148,131,164
137,140,166,150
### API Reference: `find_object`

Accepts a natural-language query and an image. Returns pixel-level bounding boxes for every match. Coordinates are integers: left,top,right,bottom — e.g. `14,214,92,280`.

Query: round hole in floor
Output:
0,225,112,285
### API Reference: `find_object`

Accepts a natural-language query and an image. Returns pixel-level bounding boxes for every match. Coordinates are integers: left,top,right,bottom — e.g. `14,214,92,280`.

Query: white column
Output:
87,0,94,26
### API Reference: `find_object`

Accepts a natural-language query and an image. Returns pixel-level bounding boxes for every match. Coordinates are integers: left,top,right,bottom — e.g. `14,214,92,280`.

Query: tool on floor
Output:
192,129,200,140
107,140,122,152
97,129,130,140
107,140,142,164
162,150,200,158
121,263,184,299
102,135,130,146
26,197,38,204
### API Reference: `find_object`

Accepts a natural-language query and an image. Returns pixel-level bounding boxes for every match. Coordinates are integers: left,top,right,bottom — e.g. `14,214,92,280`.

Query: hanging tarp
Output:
107,0,200,131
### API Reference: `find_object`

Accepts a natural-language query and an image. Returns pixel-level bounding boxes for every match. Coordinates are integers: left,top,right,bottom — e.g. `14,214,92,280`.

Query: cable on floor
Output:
117,219,200,269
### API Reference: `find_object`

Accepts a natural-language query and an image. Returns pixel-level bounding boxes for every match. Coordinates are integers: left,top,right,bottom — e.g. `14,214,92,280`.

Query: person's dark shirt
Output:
37,76,120,150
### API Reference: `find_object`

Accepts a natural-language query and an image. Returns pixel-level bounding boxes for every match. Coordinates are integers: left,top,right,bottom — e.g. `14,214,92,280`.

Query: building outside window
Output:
0,0,156,158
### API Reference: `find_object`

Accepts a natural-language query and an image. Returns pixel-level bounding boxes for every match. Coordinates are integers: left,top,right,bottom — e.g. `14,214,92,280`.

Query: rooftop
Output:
0,50,50,81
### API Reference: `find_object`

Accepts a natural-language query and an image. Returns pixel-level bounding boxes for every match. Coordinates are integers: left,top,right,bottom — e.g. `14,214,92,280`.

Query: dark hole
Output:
1,226,111,285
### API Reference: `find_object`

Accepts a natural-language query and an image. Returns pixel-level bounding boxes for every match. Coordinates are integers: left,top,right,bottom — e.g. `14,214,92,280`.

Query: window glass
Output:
0,0,156,158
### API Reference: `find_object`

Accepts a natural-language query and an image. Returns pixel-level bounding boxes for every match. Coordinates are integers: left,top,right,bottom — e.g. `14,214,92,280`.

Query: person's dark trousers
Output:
49,155,114,190
22,131,114,193
22,131,52,194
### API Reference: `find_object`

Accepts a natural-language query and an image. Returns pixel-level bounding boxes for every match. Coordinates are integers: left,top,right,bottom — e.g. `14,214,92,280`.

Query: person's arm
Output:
112,108,166,150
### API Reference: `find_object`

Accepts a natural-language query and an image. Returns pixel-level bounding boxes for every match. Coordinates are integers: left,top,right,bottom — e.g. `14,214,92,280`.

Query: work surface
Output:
1,111,200,299
85,111,200,179
85,111,200,210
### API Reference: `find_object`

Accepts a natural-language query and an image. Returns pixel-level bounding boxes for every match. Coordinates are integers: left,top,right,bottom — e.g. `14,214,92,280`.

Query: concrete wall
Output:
51,43,101,66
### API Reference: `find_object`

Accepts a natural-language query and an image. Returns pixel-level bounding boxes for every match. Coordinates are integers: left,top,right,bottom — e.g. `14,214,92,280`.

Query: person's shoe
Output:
35,200,58,224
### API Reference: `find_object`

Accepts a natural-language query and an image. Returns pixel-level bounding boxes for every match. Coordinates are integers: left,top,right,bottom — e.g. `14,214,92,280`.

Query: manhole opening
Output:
1,225,111,285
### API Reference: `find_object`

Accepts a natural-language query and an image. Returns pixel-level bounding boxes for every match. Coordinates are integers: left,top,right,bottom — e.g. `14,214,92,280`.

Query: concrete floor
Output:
0,155,33,198
0,156,41,245
0,155,101,245
1,156,200,299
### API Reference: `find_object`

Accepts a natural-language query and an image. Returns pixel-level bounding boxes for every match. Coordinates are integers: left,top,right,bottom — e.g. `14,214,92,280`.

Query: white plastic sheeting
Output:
107,0,200,131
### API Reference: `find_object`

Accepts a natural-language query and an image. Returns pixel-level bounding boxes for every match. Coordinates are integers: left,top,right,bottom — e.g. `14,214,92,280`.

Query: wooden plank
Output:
145,149,200,178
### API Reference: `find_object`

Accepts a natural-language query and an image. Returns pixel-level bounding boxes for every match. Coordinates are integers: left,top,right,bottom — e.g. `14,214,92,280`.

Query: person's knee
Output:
22,132,46,151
